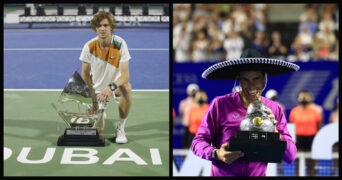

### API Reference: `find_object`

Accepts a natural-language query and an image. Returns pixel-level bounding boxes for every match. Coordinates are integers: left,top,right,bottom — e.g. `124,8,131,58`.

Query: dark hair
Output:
90,11,116,33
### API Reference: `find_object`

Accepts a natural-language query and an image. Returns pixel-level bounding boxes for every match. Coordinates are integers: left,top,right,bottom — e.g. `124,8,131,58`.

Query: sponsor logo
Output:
4,147,162,165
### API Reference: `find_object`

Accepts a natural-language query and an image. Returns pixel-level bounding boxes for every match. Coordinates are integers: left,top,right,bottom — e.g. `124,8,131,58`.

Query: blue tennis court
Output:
4,27,169,90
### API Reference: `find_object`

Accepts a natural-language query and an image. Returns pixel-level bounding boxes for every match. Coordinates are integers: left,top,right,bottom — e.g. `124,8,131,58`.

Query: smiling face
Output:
96,18,112,40
90,11,116,38
238,71,266,106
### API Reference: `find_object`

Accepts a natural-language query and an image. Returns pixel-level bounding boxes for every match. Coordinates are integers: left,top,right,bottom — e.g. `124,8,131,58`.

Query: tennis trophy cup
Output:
53,71,105,146
228,101,286,162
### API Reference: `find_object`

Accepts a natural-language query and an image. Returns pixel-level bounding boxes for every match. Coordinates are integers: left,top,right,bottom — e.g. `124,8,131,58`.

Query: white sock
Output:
118,118,127,129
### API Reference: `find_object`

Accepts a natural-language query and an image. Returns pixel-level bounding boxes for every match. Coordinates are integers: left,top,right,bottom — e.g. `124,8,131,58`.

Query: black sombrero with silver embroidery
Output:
202,49,300,80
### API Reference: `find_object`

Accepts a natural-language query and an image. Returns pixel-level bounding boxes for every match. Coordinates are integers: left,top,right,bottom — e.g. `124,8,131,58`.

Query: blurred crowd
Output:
173,3,339,63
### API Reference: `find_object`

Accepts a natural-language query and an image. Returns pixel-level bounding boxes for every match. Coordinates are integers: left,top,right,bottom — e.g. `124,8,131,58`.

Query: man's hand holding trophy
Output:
229,100,286,163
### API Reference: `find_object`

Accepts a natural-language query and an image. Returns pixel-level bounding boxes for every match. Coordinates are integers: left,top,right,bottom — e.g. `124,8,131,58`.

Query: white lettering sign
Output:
4,147,162,165
61,148,98,164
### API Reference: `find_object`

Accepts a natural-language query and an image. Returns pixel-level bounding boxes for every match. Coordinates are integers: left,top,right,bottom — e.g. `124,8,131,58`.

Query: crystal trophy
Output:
52,71,105,146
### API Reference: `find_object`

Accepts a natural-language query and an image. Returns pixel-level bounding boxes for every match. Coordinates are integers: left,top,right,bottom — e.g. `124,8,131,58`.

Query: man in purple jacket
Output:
191,49,298,176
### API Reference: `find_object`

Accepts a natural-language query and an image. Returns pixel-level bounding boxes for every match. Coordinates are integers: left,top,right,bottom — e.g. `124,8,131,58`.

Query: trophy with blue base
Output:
229,101,287,163
52,71,105,146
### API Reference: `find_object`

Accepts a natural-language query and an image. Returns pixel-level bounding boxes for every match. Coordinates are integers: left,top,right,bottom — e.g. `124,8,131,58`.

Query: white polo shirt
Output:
79,35,131,93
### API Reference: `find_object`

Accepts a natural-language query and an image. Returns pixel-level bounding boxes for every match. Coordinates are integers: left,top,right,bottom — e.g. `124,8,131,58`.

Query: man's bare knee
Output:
119,82,132,98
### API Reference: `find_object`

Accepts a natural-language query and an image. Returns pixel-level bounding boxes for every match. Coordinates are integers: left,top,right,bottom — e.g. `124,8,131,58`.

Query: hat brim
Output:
202,58,300,80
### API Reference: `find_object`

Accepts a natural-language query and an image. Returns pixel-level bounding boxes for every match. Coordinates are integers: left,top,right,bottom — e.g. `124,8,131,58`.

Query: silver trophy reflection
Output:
240,101,276,132
52,71,105,146
229,100,286,163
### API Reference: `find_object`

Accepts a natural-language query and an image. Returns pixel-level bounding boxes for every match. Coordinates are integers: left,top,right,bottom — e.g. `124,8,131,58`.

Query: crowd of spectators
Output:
173,3,338,63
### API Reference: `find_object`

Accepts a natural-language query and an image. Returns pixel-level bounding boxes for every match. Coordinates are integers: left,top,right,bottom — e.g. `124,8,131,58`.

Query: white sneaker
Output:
115,125,127,144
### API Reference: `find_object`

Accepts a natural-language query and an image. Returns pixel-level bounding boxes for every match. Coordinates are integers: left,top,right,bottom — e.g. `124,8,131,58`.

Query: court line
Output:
4,89,169,92
4,48,168,51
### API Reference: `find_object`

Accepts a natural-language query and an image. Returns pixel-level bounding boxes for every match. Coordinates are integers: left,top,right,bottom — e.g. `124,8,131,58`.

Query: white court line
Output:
4,48,168,51
4,89,169,92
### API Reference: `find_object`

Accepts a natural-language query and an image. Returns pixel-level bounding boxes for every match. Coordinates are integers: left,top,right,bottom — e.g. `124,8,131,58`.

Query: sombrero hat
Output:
202,49,300,80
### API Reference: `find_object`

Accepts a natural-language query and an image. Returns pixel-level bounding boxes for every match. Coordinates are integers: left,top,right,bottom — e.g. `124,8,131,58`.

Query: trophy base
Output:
57,128,105,146
229,131,287,163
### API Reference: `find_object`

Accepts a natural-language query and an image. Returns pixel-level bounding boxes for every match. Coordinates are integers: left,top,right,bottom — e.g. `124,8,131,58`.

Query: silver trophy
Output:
240,101,276,132
229,100,286,163
52,71,105,146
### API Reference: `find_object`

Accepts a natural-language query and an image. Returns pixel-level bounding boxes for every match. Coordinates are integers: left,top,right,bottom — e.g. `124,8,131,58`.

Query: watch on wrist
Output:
211,149,218,160
109,83,117,91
